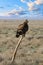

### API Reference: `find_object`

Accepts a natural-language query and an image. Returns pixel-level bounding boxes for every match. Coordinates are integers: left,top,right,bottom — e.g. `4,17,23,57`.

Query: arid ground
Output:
0,19,43,65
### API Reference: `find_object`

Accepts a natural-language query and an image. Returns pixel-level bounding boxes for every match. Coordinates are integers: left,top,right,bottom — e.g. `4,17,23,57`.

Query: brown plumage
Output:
16,20,29,38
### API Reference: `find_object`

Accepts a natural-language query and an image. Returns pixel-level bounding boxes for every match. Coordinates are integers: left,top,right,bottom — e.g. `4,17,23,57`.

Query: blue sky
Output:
0,0,43,19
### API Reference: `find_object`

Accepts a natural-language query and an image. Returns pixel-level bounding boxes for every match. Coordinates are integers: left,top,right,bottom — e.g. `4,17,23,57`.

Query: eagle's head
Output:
24,19,29,24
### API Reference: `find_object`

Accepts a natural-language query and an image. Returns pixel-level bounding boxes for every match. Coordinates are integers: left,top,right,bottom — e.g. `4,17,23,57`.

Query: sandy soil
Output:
0,19,43,65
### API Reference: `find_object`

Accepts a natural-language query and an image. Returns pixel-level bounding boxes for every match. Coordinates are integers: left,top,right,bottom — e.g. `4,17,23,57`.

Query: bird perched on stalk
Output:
16,19,29,38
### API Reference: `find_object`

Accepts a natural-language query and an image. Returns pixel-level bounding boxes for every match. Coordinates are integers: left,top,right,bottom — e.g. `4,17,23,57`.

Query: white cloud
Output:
27,2,35,11
0,12,10,16
0,7,24,16
21,0,43,5
21,0,25,3
21,0,32,3
27,0,43,11
8,7,24,15
21,0,36,11
27,2,39,11
21,0,43,11
19,7,23,11
35,0,43,5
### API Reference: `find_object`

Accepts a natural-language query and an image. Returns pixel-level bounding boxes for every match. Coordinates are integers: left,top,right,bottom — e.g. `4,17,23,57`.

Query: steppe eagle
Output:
16,20,29,38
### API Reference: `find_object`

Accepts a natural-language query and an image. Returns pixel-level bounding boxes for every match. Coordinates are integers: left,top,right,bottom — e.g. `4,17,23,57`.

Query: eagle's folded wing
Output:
18,24,24,30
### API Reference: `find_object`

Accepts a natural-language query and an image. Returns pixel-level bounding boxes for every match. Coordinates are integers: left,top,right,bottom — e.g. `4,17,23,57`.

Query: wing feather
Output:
18,24,24,30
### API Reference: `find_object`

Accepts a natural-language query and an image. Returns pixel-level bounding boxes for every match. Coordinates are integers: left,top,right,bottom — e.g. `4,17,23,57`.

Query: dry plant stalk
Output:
11,35,23,63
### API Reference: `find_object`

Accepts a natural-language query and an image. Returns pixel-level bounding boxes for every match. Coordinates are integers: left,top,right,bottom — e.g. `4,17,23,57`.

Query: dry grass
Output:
0,19,43,65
